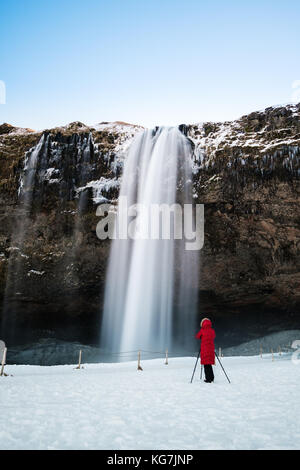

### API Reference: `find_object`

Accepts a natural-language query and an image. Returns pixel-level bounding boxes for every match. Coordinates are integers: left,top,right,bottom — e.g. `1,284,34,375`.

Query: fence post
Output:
278,346,281,356
0,347,7,377
260,344,263,358
165,349,168,365
137,350,143,371
271,349,274,361
75,349,82,369
219,347,222,358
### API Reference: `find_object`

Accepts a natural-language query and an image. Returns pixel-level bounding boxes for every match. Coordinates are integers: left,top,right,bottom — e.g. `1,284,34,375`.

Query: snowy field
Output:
0,354,299,450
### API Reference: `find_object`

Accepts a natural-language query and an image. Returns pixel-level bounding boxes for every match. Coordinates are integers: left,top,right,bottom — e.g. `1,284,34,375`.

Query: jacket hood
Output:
201,318,212,328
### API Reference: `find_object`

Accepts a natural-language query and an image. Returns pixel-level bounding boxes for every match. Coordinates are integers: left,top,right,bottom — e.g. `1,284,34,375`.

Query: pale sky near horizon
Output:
1,0,300,130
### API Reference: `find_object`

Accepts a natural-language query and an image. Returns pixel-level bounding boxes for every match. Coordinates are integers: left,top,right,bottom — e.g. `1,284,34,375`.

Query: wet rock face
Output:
0,111,299,349
188,103,300,333
21,132,122,210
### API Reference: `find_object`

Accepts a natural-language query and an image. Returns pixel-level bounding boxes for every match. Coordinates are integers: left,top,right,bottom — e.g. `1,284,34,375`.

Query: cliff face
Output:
0,106,299,348
187,104,300,339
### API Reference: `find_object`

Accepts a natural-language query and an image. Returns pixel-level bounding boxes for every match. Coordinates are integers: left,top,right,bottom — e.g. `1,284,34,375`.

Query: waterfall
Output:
20,134,47,206
1,134,47,343
101,127,199,355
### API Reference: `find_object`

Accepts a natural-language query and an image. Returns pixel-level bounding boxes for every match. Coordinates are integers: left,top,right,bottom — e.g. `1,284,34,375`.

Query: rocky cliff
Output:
0,105,299,350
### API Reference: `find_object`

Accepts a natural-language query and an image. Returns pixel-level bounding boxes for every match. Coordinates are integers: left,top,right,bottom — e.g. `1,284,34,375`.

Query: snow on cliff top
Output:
52,120,143,136
93,120,143,132
93,120,144,154
0,123,36,136
188,102,300,165
1,102,298,141
0,120,143,138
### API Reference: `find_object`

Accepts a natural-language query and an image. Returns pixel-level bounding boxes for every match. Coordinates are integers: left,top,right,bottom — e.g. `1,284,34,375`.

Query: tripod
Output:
190,348,231,383
215,350,231,383
190,347,201,383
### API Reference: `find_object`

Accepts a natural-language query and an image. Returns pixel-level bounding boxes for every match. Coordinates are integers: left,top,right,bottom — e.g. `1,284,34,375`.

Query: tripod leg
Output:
190,350,200,383
215,351,231,383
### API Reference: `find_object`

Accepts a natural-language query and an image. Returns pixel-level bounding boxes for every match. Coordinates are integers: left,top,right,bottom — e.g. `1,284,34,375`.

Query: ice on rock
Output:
76,177,120,204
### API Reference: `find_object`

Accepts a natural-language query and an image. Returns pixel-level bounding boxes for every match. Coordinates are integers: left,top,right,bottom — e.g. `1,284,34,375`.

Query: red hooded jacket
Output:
195,319,216,365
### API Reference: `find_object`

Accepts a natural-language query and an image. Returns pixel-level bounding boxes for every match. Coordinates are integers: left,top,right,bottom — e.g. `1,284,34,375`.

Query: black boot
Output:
204,364,214,383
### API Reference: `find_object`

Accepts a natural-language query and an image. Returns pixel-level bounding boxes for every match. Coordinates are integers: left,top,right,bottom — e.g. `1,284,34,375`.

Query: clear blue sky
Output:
1,0,300,130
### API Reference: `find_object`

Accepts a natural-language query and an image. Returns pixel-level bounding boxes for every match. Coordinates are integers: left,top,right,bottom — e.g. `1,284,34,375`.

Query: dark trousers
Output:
204,364,214,382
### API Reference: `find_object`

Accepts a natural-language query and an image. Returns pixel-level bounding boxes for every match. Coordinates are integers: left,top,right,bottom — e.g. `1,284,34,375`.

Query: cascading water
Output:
1,131,96,344
1,134,47,343
101,127,199,356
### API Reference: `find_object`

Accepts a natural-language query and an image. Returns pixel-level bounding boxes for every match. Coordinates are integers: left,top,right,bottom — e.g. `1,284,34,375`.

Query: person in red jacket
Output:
195,318,216,383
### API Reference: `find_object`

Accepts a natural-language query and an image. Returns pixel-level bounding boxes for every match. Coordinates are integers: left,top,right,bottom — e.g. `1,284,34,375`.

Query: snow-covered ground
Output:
0,354,299,450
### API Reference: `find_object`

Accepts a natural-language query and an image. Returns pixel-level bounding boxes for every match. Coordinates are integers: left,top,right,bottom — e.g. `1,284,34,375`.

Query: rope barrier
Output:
98,348,199,357
99,346,292,357
76,345,294,359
